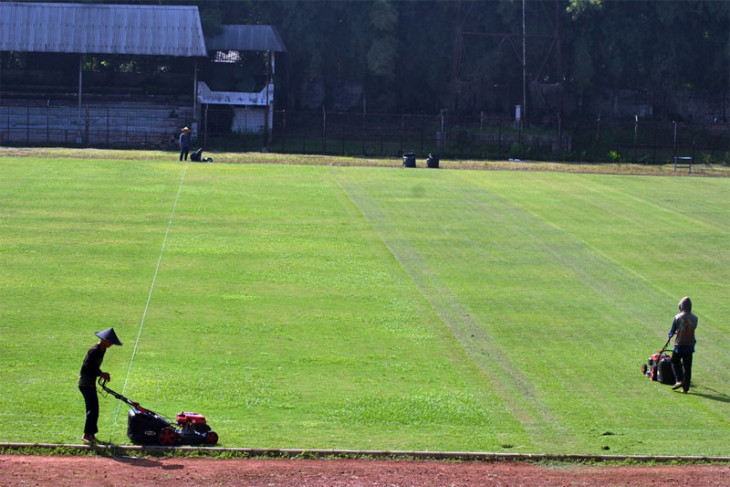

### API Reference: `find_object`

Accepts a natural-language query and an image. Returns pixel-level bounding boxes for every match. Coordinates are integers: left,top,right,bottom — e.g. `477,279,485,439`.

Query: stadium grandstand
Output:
0,2,286,147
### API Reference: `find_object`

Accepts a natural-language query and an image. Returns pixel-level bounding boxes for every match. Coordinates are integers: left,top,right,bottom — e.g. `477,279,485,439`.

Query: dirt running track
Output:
1,455,729,486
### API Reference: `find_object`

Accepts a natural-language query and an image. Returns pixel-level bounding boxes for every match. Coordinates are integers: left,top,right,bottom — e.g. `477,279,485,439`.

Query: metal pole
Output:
78,55,83,109
522,0,527,122
322,106,326,154
634,115,639,163
78,55,83,142
204,104,208,148
440,110,445,153
193,59,198,122
264,51,271,146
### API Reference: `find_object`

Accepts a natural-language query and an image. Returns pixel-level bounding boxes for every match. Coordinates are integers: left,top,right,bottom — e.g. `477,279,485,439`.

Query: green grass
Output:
0,154,728,456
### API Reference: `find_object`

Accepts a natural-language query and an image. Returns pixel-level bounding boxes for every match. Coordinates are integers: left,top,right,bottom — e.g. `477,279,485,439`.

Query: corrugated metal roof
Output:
205,25,287,53
0,2,207,56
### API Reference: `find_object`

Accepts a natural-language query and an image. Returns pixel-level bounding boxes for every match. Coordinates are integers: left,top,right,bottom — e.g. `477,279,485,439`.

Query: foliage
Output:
189,0,730,115
4,0,727,118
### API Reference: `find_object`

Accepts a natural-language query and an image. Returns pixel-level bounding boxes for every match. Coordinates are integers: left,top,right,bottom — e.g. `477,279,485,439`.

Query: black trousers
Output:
671,351,693,392
79,386,99,435
180,147,189,161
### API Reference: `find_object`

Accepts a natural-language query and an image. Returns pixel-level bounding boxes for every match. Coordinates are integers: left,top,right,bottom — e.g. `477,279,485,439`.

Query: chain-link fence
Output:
2,102,728,164
269,109,729,164
570,116,730,165
270,110,570,161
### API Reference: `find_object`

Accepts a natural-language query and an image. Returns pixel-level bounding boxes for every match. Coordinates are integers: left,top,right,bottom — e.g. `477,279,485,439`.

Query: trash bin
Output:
402,152,416,168
426,153,439,168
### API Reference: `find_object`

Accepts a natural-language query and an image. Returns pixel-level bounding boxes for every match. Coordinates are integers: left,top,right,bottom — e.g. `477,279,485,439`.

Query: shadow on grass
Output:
690,386,730,403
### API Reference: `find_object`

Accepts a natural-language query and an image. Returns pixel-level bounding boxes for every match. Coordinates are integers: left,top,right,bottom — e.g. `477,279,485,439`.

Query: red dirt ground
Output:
1,455,729,486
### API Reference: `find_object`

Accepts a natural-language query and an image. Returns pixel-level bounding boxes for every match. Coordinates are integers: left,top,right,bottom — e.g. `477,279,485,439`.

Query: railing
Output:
0,103,194,149
2,102,728,165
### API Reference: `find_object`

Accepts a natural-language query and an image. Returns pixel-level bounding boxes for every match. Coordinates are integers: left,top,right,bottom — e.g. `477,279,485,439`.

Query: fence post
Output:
400,114,405,153
341,113,346,155
281,109,287,152
498,119,502,157
322,106,327,154
440,110,446,154
557,112,562,161
420,114,425,155
652,119,657,164
480,111,485,159
633,115,638,163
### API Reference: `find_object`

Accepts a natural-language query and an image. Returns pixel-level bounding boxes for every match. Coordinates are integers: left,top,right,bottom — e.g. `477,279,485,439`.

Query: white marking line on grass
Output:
110,161,190,437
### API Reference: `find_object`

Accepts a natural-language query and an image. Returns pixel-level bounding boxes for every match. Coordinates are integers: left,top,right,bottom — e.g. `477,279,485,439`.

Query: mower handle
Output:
97,377,143,410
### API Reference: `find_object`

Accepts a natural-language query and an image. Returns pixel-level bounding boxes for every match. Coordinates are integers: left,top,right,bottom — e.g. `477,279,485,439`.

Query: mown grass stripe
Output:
331,169,568,450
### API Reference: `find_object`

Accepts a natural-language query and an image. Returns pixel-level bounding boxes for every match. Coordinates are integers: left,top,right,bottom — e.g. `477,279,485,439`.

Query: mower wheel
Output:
158,427,180,446
205,431,219,445
641,363,648,375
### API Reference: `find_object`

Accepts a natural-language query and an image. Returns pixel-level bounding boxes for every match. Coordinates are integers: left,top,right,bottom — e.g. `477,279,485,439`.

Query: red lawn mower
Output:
98,378,219,446
640,336,676,385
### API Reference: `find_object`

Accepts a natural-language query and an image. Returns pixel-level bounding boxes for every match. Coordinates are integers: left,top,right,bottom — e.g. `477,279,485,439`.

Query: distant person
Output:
78,328,122,444
668,297,698,393
179,127,192,161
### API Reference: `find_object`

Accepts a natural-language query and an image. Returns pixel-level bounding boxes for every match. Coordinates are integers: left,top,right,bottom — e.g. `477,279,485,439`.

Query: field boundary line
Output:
1,443,729,463
110,161,191,437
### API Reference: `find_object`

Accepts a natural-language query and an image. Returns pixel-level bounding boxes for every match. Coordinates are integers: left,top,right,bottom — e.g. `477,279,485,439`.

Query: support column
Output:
78,54,83,109
193,59,198,130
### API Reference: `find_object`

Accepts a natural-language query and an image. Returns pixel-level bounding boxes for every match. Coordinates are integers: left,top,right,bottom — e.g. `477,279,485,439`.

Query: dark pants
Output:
671,351,693,392
180,147,189,161
79,386,99,435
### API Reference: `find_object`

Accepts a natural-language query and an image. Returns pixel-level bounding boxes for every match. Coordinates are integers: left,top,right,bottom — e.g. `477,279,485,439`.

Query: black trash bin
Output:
402,152,416,168
426,153,439,168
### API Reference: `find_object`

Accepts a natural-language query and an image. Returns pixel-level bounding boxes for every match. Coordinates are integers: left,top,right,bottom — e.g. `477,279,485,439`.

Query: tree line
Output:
195,0,729,119
24,0,730,121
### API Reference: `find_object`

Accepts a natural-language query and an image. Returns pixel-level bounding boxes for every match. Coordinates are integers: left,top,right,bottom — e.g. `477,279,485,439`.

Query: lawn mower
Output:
98,378,218,446
641,336,676,385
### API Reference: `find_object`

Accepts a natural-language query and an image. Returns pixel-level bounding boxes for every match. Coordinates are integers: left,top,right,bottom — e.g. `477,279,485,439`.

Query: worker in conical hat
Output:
78,327,122,444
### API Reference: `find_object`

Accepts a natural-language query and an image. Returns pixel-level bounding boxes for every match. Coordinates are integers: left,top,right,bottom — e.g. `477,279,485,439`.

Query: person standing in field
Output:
668,296,698,394
78,328,122,444
179,126,192,161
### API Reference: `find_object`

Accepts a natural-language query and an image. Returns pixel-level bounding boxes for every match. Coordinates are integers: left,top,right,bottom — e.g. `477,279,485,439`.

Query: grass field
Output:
1,152,728,456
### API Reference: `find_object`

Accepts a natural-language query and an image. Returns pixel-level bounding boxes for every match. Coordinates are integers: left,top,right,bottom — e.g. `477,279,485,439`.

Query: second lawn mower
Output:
640,337,676,385
98,378,219,446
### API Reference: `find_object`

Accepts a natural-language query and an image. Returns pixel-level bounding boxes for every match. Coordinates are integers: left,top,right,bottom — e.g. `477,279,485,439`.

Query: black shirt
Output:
78,344,106,388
